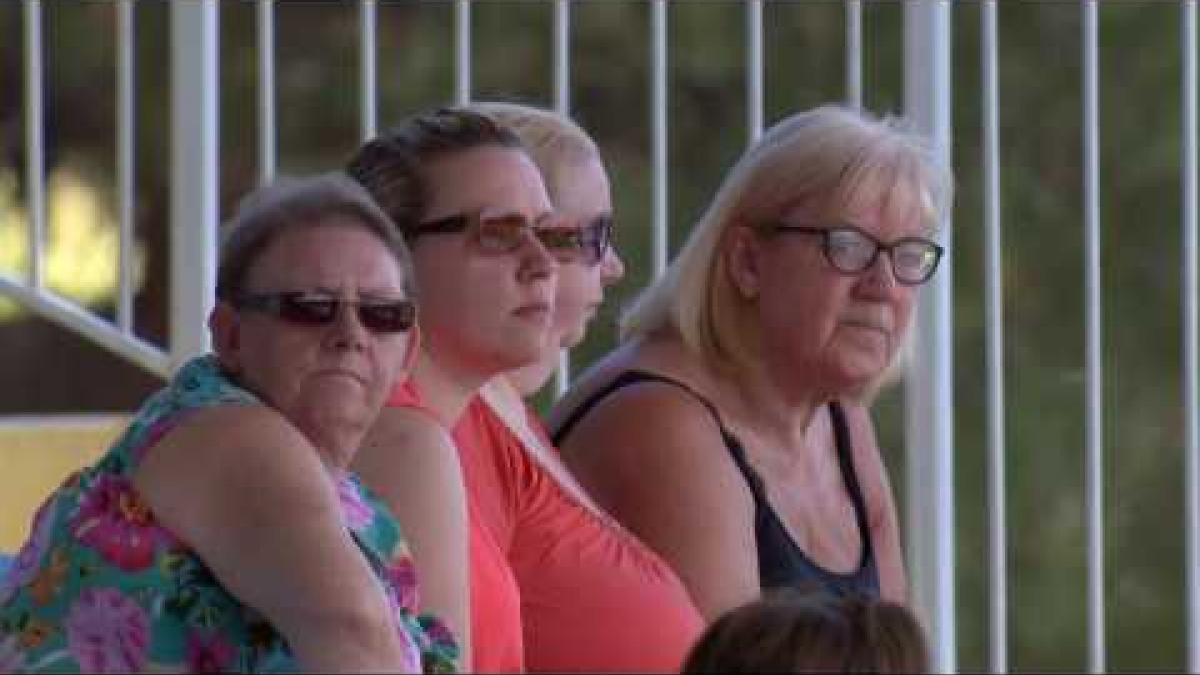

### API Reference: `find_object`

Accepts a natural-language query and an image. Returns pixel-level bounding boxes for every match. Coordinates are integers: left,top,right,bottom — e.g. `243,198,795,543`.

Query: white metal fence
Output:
5,1,1200,672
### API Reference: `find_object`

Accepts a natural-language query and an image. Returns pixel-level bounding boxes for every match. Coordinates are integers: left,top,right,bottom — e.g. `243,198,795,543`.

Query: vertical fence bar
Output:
981,1,1007,671
1184,0,1200,671
24,0,46,290
845,0,863,109
455,0,471,106
1081,2,1105,672
117,0,135,334
257,0,275,184
170,1,219,368
554,0,571,397
746,0,763,143
903,2,955,672
360,0,377,142
651,0,668,279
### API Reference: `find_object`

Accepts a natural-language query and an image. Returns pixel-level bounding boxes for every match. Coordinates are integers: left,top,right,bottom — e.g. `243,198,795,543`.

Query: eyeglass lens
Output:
239,292,416,333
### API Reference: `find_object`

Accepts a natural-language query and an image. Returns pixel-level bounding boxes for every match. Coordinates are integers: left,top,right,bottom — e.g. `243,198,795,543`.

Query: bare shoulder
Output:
144,403,316,479
353,406,459,486
558,364,749,511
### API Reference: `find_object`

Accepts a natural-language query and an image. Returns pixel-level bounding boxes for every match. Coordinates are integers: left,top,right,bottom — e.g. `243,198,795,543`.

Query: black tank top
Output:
553,369,880,598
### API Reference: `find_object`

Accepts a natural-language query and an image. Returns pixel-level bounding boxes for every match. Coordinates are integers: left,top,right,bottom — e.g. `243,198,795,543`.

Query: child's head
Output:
681,590,929,673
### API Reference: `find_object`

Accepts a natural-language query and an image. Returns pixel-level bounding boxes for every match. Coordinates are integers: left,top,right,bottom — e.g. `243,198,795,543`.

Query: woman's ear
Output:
725,225,763,300
208,301,242,374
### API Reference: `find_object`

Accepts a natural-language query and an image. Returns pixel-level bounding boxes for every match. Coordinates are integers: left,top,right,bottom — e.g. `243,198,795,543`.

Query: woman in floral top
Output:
0,174,459,673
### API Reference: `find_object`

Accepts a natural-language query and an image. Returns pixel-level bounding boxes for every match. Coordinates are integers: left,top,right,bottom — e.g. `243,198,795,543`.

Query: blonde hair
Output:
620,104,954,380
468,102,600,201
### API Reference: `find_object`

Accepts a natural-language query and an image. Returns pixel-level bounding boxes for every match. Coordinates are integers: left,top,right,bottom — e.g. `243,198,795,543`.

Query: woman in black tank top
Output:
547,104,953,621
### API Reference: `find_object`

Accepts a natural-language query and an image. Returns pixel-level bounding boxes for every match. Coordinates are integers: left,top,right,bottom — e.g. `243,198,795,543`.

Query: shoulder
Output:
354,406,460,488
154,404,314,469
365,406,456,454
559,366,747,508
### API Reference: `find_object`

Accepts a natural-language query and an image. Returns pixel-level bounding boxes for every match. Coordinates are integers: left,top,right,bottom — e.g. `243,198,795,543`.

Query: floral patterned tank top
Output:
0,356,458,673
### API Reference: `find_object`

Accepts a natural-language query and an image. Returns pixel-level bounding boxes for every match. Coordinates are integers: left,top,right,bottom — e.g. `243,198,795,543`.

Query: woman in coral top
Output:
348,104,702,673
347,107,560,672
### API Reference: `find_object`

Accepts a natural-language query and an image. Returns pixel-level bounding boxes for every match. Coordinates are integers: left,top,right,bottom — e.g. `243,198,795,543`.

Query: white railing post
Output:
554,0,572,397
651,0,668,280
1081,2,1106,672
117,0,136,335
903,1,956,672
746,0,763,144
23,0,45,290
1184,0,1200,670
845,0,863,109
257,0,276,184
360,0,378,142
455,0,471,106
170,0,219,371
981,1,1007,672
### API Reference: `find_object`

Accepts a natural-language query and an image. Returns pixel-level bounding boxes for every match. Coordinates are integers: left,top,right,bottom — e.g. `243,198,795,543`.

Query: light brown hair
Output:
681,590,929,674
345,106,525,233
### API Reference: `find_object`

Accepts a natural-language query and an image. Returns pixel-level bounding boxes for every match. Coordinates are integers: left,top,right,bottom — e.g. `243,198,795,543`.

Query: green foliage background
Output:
1,1,1195,670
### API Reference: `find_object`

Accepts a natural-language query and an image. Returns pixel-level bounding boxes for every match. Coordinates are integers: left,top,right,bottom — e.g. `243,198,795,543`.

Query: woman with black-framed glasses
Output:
0,174,458,672
548,104,954,624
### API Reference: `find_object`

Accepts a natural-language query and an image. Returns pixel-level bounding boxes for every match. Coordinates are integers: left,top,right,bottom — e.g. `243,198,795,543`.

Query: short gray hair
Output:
216,173,414,302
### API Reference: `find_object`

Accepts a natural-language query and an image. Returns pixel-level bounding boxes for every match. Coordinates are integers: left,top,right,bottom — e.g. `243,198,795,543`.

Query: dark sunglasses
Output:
410,211,608,263
234,291,416,333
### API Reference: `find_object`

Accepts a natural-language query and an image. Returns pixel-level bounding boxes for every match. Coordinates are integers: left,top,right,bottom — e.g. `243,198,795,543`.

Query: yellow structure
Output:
0,416,126,551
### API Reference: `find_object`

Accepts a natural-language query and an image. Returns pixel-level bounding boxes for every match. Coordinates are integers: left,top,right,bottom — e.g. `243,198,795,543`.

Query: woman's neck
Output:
721,350,824,447
506,348,561,397
408,350,490,427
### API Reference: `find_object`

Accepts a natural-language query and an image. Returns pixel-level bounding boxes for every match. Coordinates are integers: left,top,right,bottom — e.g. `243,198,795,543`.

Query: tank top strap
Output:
552,369,766,493
828,400,874,560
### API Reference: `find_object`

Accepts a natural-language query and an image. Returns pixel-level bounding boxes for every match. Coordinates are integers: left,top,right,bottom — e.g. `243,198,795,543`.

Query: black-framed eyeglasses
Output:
410,211,596,260
769,223,944,286
234,291,416,333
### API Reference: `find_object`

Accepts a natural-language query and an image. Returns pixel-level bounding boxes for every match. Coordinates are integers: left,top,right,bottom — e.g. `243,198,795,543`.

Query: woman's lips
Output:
513,302,552,321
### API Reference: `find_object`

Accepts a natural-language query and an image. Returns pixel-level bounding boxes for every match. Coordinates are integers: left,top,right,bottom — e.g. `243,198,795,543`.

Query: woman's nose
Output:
600,246,625,285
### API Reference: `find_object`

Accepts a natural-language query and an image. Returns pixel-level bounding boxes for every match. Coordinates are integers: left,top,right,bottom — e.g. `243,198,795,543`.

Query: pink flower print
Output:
186,630,236,673
65,588,150,673
70,474,170,572
1,495,59,604
0,635,27,672
337,476,374,532
386,556,420,614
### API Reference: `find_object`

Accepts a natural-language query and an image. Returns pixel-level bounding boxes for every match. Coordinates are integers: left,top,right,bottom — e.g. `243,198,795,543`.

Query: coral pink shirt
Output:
388,382,524,674
455,397,704,673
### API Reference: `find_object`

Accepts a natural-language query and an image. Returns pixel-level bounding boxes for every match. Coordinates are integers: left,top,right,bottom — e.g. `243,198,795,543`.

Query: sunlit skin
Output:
213,219,414,470
548,157,625,348
408,145,558,394
741,188,927,409
507,157,625,395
